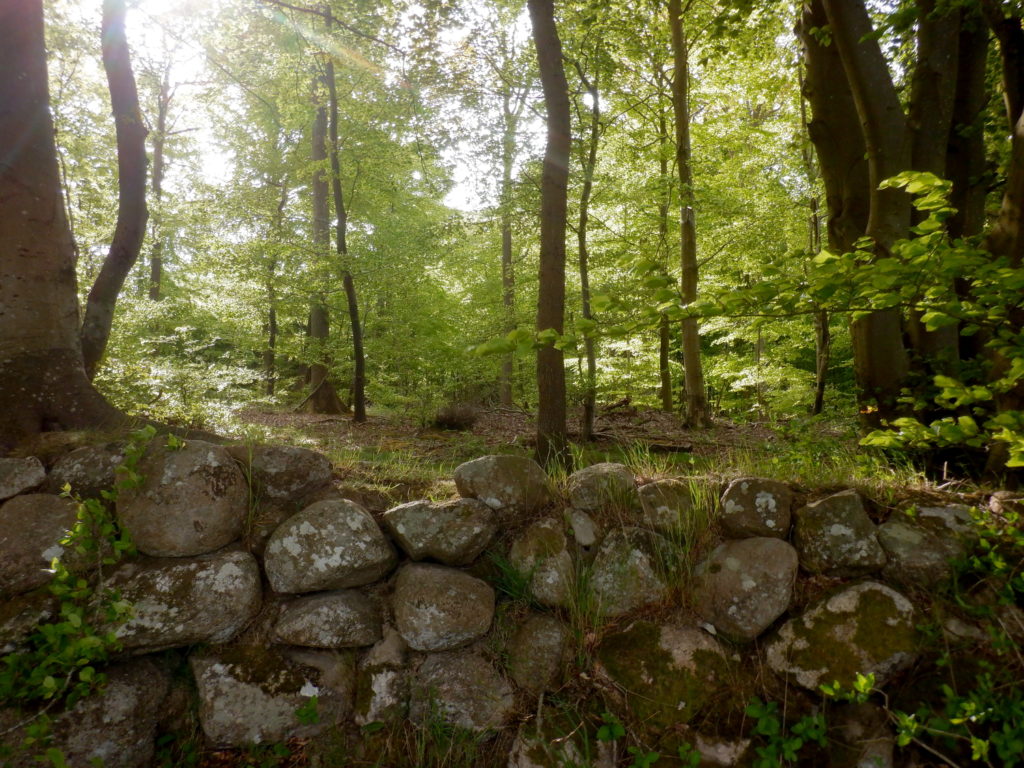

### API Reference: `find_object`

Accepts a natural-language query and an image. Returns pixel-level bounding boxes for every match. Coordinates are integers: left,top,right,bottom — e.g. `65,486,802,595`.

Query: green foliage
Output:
744,697,827,767
596,711,625,742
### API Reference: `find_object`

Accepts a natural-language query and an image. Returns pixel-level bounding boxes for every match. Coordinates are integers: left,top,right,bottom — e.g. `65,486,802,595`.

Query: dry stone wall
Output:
0,445,1016,768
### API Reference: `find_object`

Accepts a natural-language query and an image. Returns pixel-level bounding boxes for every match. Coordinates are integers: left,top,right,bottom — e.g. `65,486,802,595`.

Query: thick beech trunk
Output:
80,0,149,379
528,0,570,467
577,70,600,443
668,0,709,428
325,46,366,423
0,0,123,451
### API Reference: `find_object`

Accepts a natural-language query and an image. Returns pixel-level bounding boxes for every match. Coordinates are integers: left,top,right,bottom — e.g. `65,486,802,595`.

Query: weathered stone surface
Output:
793,490,887,576
509,517,573,608
639,478,697,534
766,582,917,691
0,457,45,501
355,626,409,725
828,702,895,768
106,549,262,652
597,622,729,728
273,590,382,648
694,537,798,642
383,497,497,565
116,440,248,557
720,477,792,539
0,658,171,768
392,563,495,651
0,493,78,595
0,591,57,654
453,455,552,516
506,613,568,694
918,504,975,536
264,499,397,593
567,462,640,512
565,508,600,548
878,514,967,587
590,527,672,617
191,645,353,746
410,650,514,731
692,734,752,767
43,443,124,499
227,443,332,503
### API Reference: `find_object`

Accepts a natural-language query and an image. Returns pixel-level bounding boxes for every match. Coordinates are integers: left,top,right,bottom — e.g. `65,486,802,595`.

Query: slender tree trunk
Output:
528,0,570,467
499,87,517,407
0,0,123,450
577,69,600,442
148,64,170,301
303,83,345,415
657,97,674,412
668,0,709,428
325,38,366,422
80,0,149,379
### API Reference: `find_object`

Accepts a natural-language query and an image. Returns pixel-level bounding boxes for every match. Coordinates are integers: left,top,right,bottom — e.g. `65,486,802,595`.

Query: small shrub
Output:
433,403,479,431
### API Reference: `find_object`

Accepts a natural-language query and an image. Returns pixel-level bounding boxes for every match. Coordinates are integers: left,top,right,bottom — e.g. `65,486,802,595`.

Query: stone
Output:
43,443,124,499
453,455,552,516
355,627,409,725
227,443,332,504
506,613,568,693
590,527,672,617
0,658,171,768
693,734,752,767
392,563,495,651
0,493,78,596
105,549,262,653
694,537,798,642
273,590,382,648
116,440,248,557
567,462,640,513
0,457,45,501
917,504,976,536
383,497,497,565
766,581,917,692
878,514,967,588
793,490,887,576
0,591,57,654
565,508,600,548
639,478,697,535
191,645,353,746
409,650,514,731
264,499,397,593
597,621,729,728
509,517,574,608
720,477,792,539
828,702,895,768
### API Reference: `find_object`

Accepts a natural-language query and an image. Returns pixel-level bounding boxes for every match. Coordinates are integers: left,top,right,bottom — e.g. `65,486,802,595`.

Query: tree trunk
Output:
668,0,709,428
325,41,366,423
528,0,570,467
0,0,123,451
577,69,600,443
148,63,171,301
80,0,149,380
656,95,674,413
499,84,519,407
302,86,345,415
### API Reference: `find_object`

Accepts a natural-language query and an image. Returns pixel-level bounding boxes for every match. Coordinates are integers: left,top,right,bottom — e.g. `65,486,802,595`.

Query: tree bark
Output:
0,0,123,451
576,67,600,443
148,63,171,301
657,91,674,413
80,0,149,379
668,0,709,428
528,0,570,467
325,39,366,423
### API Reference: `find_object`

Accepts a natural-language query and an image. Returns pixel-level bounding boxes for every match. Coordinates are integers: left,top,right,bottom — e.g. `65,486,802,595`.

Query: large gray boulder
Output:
0,591,57,654
0,457,45,501
567,462,640,513
226,443,332,504
639,478,700,535
509,517,574,608
392,563,494,651
766,581,917,691
116,440,248,557
105,549,262,653
191,645,353,746
383,497,497,565
410,650,514,732
43,443,124,499
694,537,798,642
354,626,409,725
793,490,887,576
0,658,171,768
590,527,672,617
505,613,569,694
264,499,397,593
597,622,730,728
878,514,968,588
720,477,792,539
273,590,382,648
453,455,552,517
0,493,78,596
